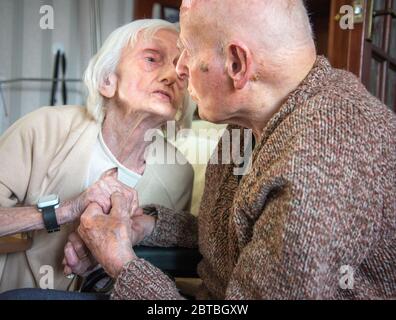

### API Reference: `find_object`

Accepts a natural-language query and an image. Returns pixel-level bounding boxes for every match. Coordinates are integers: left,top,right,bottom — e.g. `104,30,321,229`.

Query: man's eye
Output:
145,57,156,63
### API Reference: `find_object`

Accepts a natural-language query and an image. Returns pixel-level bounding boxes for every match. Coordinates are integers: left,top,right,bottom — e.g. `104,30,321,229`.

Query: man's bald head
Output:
181,0,314,57
177,0,317,127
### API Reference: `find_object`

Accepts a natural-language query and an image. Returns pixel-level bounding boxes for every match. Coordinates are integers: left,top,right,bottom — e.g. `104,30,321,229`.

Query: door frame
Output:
327,0,369,78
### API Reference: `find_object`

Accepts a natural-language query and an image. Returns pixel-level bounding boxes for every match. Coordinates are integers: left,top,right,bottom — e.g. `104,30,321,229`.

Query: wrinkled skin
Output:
77,193,137,278
63,189,155,277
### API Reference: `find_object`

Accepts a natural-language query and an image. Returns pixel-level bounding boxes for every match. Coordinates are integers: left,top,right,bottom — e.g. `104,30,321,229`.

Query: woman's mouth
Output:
153,90,172,103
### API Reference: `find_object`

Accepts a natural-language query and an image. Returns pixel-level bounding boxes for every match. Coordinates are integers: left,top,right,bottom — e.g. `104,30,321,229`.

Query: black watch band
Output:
42,206,60,233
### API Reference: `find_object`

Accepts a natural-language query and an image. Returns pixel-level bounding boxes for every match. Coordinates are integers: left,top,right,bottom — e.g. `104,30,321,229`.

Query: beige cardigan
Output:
0,105,193,292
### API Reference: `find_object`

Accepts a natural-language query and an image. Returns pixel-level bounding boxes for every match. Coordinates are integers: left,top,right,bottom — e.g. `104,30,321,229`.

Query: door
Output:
363,0,396,111
328,0,396,111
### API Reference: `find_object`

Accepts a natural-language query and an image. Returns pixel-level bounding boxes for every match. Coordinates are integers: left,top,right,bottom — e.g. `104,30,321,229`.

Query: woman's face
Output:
112,29,187,121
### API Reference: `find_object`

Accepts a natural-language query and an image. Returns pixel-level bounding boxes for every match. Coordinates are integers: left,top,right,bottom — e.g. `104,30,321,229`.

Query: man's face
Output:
176,12,229,123
114,29,186,121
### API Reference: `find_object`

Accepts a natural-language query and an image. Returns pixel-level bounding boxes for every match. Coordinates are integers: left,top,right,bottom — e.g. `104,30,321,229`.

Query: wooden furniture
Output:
0,234,32,254
134,0,181,19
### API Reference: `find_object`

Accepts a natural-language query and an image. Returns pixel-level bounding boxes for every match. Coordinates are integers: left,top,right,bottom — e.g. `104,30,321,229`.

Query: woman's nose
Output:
160,62,178,86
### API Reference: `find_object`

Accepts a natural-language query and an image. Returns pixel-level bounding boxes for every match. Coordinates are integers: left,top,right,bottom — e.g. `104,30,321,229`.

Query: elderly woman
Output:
0,19,193,293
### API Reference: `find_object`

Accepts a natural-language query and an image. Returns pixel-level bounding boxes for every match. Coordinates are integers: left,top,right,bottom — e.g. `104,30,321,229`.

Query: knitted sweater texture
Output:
111,57,396,300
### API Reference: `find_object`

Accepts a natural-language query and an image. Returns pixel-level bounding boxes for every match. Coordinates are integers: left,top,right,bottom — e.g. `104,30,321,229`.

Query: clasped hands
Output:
62,169,155,279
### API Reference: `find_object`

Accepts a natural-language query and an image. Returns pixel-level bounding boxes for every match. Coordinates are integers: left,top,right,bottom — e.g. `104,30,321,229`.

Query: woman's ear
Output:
99,73,118,98
225,42,252,90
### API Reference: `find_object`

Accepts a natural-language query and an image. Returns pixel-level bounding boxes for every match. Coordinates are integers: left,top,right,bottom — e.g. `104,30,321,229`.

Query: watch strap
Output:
42,206,60,233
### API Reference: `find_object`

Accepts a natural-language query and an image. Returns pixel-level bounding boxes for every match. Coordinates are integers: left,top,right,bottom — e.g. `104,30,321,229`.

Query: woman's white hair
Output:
84,19,191,126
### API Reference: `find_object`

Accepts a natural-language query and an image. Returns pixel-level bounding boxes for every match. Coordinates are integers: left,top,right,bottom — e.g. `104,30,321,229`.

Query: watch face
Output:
37,194,59,208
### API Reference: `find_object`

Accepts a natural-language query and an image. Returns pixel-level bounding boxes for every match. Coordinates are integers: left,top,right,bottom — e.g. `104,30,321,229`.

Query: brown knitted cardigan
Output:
111,56,396,300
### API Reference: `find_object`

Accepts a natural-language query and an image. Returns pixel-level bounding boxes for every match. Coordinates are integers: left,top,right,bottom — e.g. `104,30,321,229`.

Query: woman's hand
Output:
63,232,97,277
63,168,139,222
78,192,139,278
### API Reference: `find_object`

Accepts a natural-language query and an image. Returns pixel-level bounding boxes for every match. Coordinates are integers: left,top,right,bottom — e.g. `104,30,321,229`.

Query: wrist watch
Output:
37,194,61,233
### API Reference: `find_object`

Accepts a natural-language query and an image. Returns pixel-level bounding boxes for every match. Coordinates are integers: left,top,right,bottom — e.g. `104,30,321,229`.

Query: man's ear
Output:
225,42,252,90
99,73,118,98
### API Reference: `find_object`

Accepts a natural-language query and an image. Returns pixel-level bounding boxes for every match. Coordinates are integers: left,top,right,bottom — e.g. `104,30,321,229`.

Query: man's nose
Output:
176,51,189,80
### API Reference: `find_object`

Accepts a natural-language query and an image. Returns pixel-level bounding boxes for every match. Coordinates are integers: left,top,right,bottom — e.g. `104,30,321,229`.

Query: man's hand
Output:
129,208,157,247
78,192,138,278
62,232,98,277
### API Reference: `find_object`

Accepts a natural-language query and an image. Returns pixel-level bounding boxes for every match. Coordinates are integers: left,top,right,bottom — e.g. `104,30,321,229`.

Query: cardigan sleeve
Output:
0,113,35,207
111,258,185,300
140,205,198,248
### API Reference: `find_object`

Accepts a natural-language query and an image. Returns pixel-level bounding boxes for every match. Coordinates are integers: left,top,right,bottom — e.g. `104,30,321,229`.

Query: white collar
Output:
98,130,142,188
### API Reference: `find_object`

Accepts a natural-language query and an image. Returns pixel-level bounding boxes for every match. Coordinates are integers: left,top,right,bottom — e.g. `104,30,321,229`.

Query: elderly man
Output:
77,0,396,299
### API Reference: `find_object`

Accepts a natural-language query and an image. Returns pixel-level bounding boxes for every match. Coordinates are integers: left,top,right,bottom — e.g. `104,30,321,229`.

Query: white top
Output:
85,131,142,188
